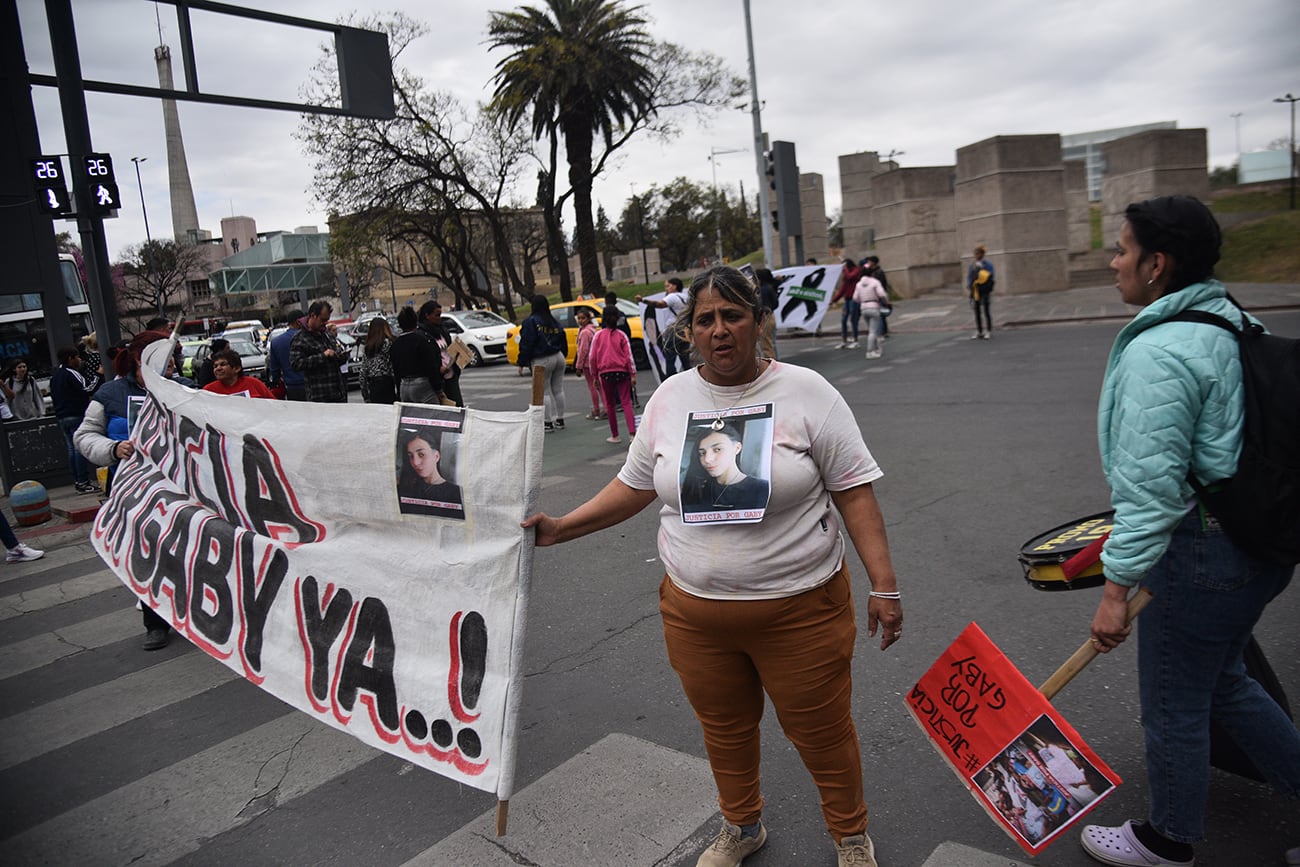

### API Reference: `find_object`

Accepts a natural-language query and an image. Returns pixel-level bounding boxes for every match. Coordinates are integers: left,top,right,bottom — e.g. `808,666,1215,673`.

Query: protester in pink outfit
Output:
574,309,604,420
589,309,637,444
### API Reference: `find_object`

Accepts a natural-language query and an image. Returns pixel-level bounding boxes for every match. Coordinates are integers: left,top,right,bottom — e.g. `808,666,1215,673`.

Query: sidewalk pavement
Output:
867,280,1300,336
5,281,1298,544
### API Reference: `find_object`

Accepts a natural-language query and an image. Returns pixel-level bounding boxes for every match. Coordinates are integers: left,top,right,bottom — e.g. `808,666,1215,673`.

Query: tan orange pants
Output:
658,564,867,841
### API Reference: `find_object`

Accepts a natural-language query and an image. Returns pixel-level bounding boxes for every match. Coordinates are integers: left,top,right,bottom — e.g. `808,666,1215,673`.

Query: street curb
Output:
52,502,101,523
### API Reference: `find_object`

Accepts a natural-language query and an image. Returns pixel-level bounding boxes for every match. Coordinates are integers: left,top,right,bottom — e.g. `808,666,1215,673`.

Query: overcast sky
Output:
17,0,1300,262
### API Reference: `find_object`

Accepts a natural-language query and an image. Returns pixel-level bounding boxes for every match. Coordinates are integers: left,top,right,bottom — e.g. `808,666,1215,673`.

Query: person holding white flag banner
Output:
85,343,541,818
523,265,904,867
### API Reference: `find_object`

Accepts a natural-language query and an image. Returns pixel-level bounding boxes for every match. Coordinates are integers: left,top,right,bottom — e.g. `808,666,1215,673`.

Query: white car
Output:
442,309,513,366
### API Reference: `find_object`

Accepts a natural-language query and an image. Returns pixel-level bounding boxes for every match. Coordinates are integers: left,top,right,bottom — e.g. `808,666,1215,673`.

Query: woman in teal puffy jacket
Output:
1079,196,1299,867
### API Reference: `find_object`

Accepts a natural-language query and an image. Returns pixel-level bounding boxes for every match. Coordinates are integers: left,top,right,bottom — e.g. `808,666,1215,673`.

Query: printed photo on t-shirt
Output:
395,404,465,520
126,395,146,432
679,403,773,524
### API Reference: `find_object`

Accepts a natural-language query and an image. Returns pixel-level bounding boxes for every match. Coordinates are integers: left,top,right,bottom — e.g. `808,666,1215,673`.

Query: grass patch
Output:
1209,188,1293,213
1217,210,1300,282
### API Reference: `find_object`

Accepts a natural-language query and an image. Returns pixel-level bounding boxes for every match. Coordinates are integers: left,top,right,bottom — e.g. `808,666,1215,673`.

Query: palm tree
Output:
488,0,656,296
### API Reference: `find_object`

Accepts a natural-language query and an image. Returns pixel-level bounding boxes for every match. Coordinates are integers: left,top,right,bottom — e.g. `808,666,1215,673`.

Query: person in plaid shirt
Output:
289,300,348,403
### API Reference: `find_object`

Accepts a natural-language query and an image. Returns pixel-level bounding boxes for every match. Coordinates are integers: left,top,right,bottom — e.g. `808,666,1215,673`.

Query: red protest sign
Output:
906,623,1121,855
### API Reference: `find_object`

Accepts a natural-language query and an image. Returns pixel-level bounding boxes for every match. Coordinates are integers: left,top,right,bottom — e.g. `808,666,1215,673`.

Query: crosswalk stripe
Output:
0,650,235,771
4,711,379,867
0,547,101,589
0,567,123,622
0,606,138,678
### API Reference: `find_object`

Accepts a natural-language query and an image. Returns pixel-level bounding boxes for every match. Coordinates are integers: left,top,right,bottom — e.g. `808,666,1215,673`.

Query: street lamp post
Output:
1230,112,1243,156
743,0,774,268
1274,93,1298,210
130,156,160,315
709,146,745,265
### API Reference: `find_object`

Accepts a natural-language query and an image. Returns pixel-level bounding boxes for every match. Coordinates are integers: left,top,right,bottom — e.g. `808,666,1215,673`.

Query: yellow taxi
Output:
506,298,648,369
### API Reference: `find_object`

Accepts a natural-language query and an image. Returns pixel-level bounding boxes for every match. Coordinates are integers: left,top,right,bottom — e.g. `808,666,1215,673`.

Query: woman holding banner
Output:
1080,195,1300,867
523,266,903,867
75,330,175,651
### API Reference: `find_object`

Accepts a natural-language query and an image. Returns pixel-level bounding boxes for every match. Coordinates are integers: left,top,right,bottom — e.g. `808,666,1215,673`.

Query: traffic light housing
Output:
82,153,121,216
770,141,801,238
30,156,73,216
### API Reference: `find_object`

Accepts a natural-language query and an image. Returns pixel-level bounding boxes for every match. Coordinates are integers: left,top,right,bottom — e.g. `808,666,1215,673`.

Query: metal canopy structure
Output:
15,0,394,356
30,0,395,120
209,232,333,298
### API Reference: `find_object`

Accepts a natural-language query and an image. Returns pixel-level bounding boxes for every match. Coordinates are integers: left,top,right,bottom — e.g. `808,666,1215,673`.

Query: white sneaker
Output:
834,342,847,349
847,341,859,348
971,331,984,340
6,543,45,563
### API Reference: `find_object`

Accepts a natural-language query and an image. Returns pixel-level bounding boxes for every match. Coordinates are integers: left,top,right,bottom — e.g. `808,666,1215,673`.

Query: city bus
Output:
0,253,93,380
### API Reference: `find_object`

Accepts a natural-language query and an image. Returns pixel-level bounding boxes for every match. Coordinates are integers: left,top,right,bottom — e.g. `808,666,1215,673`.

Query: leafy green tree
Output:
489,1,743,296
488,0,656,297
616,191,656,255
113,239,211,329
650,178,711,271
1208,164,1238,189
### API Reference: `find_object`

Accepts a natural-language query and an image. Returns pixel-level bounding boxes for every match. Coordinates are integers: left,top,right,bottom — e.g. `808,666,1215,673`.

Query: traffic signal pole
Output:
45,0,121,347
743,0,774,270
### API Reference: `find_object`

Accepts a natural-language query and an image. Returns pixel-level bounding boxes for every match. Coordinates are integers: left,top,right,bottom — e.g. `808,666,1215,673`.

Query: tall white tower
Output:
154,45,200,243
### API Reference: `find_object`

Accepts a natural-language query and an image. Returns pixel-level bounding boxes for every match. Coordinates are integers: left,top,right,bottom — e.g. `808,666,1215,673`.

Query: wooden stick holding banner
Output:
1038,588,1153,700
530,365,545,408
494,364,547,837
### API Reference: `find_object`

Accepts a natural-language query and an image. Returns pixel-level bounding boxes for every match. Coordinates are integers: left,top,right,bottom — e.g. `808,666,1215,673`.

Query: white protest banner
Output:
637,292,683,384
772,263,843,334
90,364,540,800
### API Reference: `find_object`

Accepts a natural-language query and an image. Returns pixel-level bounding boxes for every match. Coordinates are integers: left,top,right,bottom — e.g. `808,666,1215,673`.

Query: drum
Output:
1017,511,1114,591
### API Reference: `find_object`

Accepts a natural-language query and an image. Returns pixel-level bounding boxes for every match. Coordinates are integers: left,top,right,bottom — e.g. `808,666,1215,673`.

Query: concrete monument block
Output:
1100,129,1209,243
872,167,959,297
838,151,899,259
955,135,1069,294
1065,161,1092,254
800,173,829,262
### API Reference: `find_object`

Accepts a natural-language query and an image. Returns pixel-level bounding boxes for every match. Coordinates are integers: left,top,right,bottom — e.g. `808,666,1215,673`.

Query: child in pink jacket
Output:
574,309,604,419
589,310,637,443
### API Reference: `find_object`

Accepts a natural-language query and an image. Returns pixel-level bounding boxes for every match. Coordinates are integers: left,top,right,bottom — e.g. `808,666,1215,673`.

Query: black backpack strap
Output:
1161,309,1243,499
1164,309,1240,334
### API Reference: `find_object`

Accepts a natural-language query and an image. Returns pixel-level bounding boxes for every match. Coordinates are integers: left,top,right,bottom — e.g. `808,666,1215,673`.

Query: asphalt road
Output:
3,312,1298,867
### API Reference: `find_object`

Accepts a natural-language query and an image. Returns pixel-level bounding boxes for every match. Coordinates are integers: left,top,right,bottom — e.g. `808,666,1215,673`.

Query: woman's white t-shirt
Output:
618,361,882,599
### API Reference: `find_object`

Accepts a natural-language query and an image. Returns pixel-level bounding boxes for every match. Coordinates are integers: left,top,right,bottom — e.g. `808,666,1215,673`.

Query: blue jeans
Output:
59,416,91,486
1138,509,1300,842
840,300,861,342
0,511,18,549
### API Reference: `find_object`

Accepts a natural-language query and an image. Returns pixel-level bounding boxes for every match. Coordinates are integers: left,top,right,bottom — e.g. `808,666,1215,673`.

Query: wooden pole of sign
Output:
495,365,547,837
496,799,509,836
530,365,545,408
1038,588,1153,700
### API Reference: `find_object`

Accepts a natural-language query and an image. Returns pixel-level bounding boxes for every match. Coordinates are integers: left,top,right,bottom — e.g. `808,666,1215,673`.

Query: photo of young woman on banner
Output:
395,404,465,520
679,405,772,523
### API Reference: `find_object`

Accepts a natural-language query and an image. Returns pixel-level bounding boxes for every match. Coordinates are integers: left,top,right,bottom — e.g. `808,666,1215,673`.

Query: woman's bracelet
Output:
868,590,901,600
